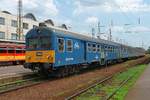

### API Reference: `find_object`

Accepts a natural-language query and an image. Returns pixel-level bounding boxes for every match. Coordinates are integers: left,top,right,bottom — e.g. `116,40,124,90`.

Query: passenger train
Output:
0,40,25,65
24,24,145,76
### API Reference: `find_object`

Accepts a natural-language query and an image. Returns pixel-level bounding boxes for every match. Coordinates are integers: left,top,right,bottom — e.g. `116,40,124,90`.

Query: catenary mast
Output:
17,0,23,40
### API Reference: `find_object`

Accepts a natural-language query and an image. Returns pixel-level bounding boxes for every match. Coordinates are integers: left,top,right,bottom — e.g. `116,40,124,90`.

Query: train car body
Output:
0,42,25,65
24,26,145,76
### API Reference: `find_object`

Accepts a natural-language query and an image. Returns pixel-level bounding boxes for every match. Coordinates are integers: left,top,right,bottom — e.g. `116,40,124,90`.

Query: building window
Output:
11,33,18,40
0,32,5,39
0,17,5,25
23,23,29,29
11,20,17,27
58,38,65,52
66,39,73,52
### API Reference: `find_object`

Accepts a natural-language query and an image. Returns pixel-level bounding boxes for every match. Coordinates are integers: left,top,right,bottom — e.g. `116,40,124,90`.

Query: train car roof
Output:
0,43,25,48
0,39,25,44
27,25,137,48
0,39,25,48
50,27,141,49
43,26,120,46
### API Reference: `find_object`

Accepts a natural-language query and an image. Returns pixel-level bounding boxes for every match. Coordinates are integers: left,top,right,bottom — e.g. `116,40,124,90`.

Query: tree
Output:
147,47,150,54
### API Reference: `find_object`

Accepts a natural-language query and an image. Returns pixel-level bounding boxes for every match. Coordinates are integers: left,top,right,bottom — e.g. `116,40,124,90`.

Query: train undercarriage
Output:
24,56,145,77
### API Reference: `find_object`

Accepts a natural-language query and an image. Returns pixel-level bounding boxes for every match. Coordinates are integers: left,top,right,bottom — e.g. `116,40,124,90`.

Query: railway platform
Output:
0,65,32,78
125,64,150,100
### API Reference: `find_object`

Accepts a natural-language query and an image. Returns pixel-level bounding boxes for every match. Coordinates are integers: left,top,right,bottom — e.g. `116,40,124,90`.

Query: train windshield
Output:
27,37,51,50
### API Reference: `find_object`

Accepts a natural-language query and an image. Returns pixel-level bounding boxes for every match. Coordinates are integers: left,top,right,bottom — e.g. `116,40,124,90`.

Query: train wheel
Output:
56,70,62,78
72,66,76,74
75,65,80,74
60,67,70,77
56,68,65,78
70,66,75,75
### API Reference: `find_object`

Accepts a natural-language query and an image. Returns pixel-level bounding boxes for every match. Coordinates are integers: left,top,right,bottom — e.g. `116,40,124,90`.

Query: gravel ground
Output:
0,65,32,78
0,56,149,100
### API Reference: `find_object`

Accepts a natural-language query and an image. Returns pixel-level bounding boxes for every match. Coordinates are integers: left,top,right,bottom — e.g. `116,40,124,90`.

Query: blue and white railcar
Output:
24,25,145,76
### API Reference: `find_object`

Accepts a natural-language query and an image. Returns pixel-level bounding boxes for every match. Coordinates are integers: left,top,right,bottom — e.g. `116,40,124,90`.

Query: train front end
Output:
24,27,55,74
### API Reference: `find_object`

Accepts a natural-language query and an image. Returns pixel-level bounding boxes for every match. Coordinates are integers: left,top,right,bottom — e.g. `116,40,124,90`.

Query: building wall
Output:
0,11,39,41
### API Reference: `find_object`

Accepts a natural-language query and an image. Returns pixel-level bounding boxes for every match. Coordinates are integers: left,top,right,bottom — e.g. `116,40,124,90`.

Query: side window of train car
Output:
8,48,15,53
0,48,6,53
58,38,65,52
92,44,96,53
97,45,100,52
105,46,108,51
66,39,73,52
16,48,23,54
22,48,25,53
113,47,115,52
108,46,111,52
87,43,92,52
110,47,112,52
111,47,113,52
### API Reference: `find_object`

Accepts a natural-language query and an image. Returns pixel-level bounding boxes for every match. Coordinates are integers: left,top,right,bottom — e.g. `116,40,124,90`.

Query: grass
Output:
77,64,147,100
113,65,147,100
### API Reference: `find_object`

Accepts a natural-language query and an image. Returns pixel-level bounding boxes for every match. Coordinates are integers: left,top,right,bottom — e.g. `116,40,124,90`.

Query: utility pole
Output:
108,19,113,41
97,21,105,39
92,28,95,38
97,21,101,38
108,28,112,41
17,0,23,40
138,17,141,25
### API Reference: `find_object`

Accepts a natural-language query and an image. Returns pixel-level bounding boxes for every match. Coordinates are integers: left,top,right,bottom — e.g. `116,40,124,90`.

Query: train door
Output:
8,47,15,62
0,47,7,62
119,47,122,59
100,45,105,65
117,47,121,59
84,42,87,61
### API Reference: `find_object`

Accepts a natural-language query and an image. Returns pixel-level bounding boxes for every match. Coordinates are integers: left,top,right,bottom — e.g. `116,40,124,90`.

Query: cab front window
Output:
27,37,51,50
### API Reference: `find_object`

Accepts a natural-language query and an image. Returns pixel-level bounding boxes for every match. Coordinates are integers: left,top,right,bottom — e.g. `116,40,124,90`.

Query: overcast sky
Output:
0,0,150,49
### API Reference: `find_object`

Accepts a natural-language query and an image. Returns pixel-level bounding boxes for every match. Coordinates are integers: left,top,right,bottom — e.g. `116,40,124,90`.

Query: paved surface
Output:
0,65,32,78
125,64,150,100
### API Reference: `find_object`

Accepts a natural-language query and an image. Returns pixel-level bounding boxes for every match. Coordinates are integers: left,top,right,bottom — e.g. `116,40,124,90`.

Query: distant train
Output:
0,41,25,65
24,24,145,77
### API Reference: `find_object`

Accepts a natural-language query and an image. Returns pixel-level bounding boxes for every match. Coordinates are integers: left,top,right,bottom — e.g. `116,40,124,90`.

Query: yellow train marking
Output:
26,50,55,63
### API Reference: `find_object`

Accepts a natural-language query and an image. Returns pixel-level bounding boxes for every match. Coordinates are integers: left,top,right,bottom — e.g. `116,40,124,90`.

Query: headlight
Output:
47,55,50,59
27,56,31,60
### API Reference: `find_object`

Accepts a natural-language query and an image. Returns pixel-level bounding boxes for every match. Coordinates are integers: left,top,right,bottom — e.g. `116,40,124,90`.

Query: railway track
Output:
0,76,46,94
65,74,115,100
105,72,137,100
65,69,137,100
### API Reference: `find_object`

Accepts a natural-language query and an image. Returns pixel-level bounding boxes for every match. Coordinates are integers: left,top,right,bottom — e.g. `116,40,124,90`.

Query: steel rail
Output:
65,69,137,100
0,76,45,94
65,68,130,100
65,74,114,100
105,72,138,100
